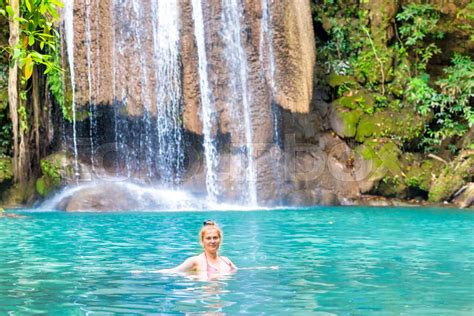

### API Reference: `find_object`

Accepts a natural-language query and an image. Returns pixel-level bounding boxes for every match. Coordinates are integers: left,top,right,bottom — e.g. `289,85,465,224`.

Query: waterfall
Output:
59,0,304,207
259,0,280,144
110,0,131,179
221,0,257,205
259,0,275,91
191,0,220,202
152,0,183,183
63,0,79,180
84,0,96,173
62,0,185,184
132,0,154,179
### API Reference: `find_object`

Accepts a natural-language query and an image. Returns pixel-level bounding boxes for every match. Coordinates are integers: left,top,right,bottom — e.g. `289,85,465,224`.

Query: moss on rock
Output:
36,177,50,197
355,138,402,183
336,90,375,113
327,73,358,88
1,180,37,207
0,158,13,183
374,153,443,198
375,176,408,198
429,150,474,202
355,109,425,142
330,103,363,138
403,157,441,192
36,152,74,196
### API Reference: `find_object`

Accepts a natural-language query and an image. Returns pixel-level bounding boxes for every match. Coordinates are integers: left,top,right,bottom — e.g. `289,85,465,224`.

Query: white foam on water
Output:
37,181,289,212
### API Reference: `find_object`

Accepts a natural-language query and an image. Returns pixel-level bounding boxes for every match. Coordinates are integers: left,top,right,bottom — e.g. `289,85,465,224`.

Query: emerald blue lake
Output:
0,207,473,314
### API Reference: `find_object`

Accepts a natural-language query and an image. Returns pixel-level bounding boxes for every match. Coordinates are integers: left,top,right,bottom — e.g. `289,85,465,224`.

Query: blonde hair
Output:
199,220,223,242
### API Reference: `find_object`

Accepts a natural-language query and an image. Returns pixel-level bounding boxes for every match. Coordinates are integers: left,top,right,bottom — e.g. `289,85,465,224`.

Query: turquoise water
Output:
0,207,473,314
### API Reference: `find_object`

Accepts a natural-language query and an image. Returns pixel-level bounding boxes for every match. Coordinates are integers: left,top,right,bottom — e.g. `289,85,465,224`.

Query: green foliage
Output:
47,36,68,120
408,54,473,150
312,1,360,76
313,1,472,153
406,74,438,116
453,2,474,43
0,157,12,181
0,63,11,156
397,4,444,46
1,0,65,131
2,0,63,79
436,54,474,127
396,4,444,74
405,176,421,188
40,159,61,185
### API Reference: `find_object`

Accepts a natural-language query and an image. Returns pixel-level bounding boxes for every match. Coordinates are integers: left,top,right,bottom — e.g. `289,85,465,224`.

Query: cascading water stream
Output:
259,0,280,144
131,0,155,180
151,0,183,184
82,0,184,183
84,0,96,173
221,0,257,205
191,0,220,202
63,0,79,180
110,0,132,179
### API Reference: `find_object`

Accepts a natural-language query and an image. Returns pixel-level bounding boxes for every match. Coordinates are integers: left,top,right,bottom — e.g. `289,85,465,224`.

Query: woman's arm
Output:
222,256,238,270
237,266,279,270
155,256,197,273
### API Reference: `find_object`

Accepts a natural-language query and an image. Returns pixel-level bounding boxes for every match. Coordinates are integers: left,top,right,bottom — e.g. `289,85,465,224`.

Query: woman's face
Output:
202,228,221,253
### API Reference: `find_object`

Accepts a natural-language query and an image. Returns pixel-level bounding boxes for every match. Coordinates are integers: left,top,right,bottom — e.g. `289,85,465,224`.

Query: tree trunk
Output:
33,67,40,162
7,0,20,182
18,112,28,184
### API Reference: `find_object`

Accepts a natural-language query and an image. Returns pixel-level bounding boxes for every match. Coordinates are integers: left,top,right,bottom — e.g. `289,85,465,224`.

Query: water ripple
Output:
0,207,473,314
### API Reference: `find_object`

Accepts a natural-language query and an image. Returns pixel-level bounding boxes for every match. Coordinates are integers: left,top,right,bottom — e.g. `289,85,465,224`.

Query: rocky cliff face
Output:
61,0,318,206
66,0,315,126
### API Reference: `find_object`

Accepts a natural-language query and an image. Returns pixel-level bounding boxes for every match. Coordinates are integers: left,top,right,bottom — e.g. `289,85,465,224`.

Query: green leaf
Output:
47,6,59,20
14,17,27,23
12,47,23,61
39,5,47,15
25,0,32,12
28,35,35,46
51,0,64,8
6,5,14,17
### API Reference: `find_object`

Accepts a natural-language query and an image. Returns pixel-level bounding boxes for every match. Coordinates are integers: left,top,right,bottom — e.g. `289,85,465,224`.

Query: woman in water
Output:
160,220,237,275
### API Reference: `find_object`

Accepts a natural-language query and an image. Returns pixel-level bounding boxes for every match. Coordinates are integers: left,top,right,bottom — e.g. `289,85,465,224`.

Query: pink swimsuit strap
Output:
204,252,232,274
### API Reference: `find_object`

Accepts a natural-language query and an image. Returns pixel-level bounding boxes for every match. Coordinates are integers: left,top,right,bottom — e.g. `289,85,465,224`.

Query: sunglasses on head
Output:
203,220,215,226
